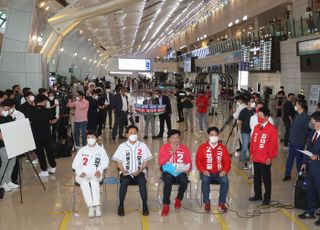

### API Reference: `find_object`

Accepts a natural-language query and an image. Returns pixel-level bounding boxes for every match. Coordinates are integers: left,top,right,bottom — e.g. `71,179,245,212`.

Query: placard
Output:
308,85,320,114
0,118,36,159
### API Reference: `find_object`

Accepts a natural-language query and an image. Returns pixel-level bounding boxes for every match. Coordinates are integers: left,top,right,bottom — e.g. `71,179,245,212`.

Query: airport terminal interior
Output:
1,0,320,229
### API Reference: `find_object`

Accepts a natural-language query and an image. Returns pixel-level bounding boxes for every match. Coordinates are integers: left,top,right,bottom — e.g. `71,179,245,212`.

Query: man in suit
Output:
298,111,320,226
112,87,128,140
155,90,172,138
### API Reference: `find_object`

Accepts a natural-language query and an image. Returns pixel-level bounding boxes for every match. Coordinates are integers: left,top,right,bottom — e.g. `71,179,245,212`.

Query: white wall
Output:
280,33,320,99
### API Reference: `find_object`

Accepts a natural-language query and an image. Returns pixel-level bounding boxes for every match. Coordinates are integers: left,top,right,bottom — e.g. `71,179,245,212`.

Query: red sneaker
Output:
174,198,181,209
161,204,170,216
218,203,228,213
204,203,211,212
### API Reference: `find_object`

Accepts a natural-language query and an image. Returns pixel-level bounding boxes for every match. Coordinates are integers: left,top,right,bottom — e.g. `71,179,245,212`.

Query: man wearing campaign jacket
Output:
112,125,153,217
158,129,192,216
196,126,231,212
298,111,320,226
249,107,278,205
72,130,109,218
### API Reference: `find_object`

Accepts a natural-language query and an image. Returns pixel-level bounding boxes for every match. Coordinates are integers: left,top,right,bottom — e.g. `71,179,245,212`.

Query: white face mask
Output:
29,96,35,102
251,102,256,108
76,96,80,101
49,96,54,101
236,102,240,106
128,134,138,142
106,90,110,93
186,92,191,95
87,138,96,146
9,108,14,114
146,97,151,100
1,110,9,117
94,95,98,100
209,136,219,144
294,106,298,111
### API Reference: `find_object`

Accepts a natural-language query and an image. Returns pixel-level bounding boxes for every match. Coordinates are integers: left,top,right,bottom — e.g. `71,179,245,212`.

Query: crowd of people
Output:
1,81,320,226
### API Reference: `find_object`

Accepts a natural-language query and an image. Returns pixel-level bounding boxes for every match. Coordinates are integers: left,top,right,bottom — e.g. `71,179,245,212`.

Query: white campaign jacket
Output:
72,144,109,177
112,141,153,174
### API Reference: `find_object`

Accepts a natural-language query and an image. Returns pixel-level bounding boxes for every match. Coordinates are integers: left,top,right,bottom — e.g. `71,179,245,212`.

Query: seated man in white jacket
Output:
72,130,109,218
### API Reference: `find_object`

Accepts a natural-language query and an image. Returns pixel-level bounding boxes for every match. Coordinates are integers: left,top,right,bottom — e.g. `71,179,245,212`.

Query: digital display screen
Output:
118,58,151,71
297,38,320,56
241,38,272,71
184,58,191,73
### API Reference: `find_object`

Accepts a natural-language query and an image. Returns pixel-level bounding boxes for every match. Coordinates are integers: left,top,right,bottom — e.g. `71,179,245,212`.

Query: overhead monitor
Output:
297,38,320,56
118,58,151,71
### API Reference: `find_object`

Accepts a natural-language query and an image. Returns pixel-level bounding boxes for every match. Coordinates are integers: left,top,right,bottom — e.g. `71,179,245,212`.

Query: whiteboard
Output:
0,118,36,159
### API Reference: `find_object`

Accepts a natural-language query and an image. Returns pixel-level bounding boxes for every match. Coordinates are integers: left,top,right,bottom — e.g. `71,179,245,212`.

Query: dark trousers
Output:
162,172,189,204
11,156,21,184
159,114,172,136
283,120,291,147
51,123,57,144
119,173,147,204
106,107,113,128
87,114,98,132
285,144,304,177
177,103,184,121
97,112,105,136
306,161,320,214
112,111,127,138
35,138,56,171
253,162,271,201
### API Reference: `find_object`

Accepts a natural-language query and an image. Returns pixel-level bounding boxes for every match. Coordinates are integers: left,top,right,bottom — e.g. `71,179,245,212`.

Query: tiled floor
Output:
0,110,317,230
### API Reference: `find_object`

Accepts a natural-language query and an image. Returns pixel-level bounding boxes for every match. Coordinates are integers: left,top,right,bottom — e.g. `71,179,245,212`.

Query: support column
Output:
0,0,44,91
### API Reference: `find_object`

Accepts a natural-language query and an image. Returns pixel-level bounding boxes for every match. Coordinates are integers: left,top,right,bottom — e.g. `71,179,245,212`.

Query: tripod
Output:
220,114,238,146
0,152,46,203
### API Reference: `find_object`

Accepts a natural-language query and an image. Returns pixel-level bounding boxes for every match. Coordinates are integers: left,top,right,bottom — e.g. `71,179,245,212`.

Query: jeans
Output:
284,144,304,177
200,173,229,204
144,115,155,137
119,173,147,204
162,172,189,204
241,133,250,163
183,108,194,130
198,112,208,131
74,121,87,147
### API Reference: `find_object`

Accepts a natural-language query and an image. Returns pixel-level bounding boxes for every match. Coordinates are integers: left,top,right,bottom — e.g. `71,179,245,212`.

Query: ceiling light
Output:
204,34,207,38
88,38,91,41
243,15,248,21
83,57,86,60
228,22,233,27
79,30,83,34
89,59,92,63
60,47,64,52
235,19,240,24
73,52,78,56
39,2,45,8
45,6,50,11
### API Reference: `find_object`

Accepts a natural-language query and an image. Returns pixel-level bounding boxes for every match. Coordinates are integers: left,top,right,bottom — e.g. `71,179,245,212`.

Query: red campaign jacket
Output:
250,122,278,164
158,143,193,172
196,142,231,174
196,95,209,113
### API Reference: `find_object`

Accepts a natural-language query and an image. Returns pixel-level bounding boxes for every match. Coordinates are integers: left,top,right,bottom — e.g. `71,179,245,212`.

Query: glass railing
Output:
179,10,320,60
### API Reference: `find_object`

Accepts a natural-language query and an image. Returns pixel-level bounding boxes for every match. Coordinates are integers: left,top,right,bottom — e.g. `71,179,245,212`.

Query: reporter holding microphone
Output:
72,130,109,218
158,129,192,216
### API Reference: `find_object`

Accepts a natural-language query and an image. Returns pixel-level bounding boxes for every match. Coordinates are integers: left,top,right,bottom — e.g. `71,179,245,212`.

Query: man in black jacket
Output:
283,93,296,148
155,90,172,138
29,95,57,177
112,87,128,140
105,86,114,129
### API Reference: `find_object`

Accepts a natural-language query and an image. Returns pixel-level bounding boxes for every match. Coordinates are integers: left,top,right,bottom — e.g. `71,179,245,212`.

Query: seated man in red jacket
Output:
249,107,278,205
158,129,192,216
196,126,231,212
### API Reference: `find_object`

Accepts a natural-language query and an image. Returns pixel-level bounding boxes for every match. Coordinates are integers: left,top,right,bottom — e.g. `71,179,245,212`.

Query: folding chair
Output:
72,171,107,212
195,174,230,207
156,167,192,207
115,168,149,208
